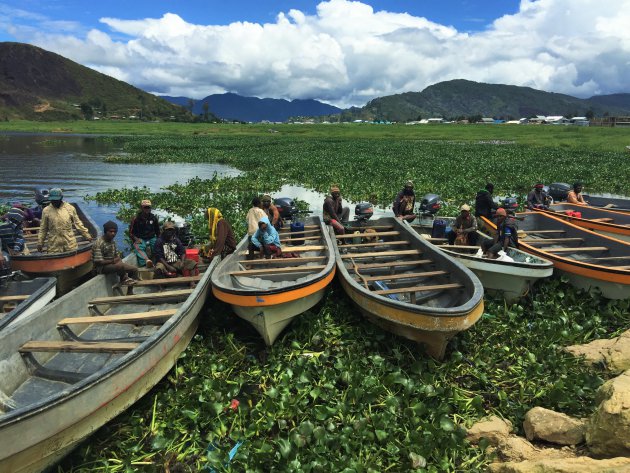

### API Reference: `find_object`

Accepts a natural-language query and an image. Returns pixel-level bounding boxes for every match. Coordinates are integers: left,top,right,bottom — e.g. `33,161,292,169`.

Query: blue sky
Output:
1,1,628,107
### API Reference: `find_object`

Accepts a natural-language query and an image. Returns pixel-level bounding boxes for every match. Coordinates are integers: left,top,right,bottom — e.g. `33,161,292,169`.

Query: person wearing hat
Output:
0,208,27,270
153,221,197,278
526,183,551,210
491,207,519,253
323,185,349,235
448,204,478,246
92,221,138,284
36,188,93,254
261,194,282,230
393,180,417,222
567,182,588,205
129,199,161,267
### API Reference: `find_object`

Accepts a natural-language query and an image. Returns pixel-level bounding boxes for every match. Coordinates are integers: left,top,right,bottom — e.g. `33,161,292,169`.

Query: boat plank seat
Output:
279,225,319,232
587,256,630,261
242,256,326,265
89,289,193,305
58,309,178,326
351,259,433,270
518,230,566,234
374,283,462,295
361,270,446,282
0,294,29,302
279,236,322,243
589,218,615,223
20,340,139,353
238,245,325,255
230,265,326,276
121,275,201,286
341,249,421,259
336,231,400,239
438,245,479,250
343,240,409,249
524,238,585,244
278,229,322,236
545,247,609,253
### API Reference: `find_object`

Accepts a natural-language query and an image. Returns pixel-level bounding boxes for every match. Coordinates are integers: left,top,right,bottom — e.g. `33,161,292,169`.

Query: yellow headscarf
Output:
207,207,223,247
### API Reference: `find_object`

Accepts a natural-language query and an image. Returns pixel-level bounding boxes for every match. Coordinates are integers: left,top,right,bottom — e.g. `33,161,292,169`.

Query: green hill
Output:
0,42,192,121
344,79,630,122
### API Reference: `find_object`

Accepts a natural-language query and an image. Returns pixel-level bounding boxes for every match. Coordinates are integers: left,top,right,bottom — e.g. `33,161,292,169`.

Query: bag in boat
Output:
290,221,305,245
454,231,468,246
431,219,447,239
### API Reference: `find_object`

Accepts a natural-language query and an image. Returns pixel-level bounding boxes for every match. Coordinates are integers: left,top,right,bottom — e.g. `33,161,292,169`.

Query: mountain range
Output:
2,42,630,123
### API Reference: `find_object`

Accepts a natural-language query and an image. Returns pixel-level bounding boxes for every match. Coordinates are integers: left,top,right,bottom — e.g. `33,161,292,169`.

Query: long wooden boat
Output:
11,203,99,294
0,276,57,331
212,216,336,345
0,255,217,472
332,217,484,359
482,213,630,299
537,204,630,242
584,194,630,212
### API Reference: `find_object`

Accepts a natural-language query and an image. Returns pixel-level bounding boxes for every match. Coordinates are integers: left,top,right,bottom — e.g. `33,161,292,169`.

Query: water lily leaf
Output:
439,416,455,432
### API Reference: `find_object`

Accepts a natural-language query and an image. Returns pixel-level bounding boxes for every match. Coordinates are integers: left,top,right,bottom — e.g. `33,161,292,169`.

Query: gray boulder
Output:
489,457,630,473
523,407,585,445
566,330,630,373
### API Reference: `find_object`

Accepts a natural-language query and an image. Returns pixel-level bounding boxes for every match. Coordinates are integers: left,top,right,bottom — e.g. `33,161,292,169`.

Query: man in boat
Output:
567,182,589,205
247,197,267,237
448,204,478,246
480,238,515,262
492,208,519,253
323,185,350,235
153,221,197,278
262,194,282,230
475,183,499,227
526,183,551,210
92,221,138,284
129,199,161,267
393,180,417,222
250,216,282,259
202,207,236,261
0,208,27,271
36,188,93,254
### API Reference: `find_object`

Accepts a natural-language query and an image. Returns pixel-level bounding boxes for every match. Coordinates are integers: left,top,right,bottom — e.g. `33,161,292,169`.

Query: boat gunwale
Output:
0,277,57,331
436,245,554,270
538,205,630,233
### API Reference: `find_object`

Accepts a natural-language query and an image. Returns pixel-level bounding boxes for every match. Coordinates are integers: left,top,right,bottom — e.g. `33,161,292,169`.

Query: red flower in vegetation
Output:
229,399,240,411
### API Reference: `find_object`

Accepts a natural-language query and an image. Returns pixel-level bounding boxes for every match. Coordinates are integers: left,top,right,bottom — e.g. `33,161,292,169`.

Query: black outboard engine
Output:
501,197,519,215
273,197,299,221
419,194,441,216
35,188,50,206
549,183,571,202
176,222,194,247
354,202,374,222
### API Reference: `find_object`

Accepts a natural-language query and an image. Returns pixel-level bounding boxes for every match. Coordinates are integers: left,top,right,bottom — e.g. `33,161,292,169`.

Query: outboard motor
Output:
354,202,374,222
176,222,194,247
501,197,519,215
34,188,50,206
549,183,571,202
419,194,441,216
273,197,299,221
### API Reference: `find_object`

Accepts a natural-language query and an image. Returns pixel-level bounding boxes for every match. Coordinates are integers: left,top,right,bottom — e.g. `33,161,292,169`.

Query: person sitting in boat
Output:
448,204,478,246
0,208,27,270
92,221,138,285
203,207,236,262
261,194,282,230
247,197,267,237
129,199,161,267
36,188,93,254
480,238,515,262
323,185,350,235
526,183,551,210
567,182,589,205
474,182,499,230
249,216,282,259
153,221,197,278
493,208,519,252
393,180,417,222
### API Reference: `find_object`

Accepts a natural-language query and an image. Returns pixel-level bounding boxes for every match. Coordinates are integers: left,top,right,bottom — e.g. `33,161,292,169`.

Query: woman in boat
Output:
129,199,161,267
92,221,138,285
393,180,417,222
249,216,282,259
203,207,236,262
567,182,589,205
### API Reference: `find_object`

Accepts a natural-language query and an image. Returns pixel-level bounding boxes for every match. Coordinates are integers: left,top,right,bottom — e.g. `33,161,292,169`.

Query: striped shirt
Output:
0,221,25,252
92,236,118,268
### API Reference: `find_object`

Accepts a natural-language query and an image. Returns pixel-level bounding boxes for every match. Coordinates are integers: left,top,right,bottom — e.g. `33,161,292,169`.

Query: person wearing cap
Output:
474,182,499,221
129,199,161,267
203,207,236,261
448,204,478,246
323,185,350,235
92,221,138,284
261,194,282,230
526,183,551,210
567,182,588,205
0,208,27,270
491,207,519,253
153,221,197,278
36,188,93,254
393,180,417,222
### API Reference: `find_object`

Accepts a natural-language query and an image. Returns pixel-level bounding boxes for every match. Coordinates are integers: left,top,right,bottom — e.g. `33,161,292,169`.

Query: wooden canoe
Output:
332,217,484,360
482,212,630,299
537,204,630,242
211,216,336,345
0,254,218,472
11,204,99,294
0,276,57,331
411,219,553,303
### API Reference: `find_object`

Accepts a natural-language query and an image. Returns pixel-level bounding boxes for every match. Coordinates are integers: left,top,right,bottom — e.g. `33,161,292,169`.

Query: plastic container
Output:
183,248,200,276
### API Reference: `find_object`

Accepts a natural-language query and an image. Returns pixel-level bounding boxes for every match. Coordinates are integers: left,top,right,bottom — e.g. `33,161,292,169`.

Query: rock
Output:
495,437,575,463
586,370,630,457
523,407,585,445
566,330,630,373
466,415,513,445
489,456,630,472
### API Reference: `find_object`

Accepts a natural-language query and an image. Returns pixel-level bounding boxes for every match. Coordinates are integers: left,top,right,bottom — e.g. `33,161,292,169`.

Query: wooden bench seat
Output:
343,240,409,249
360,270,446,282
238,245,324,256
341,249,421,259
373,283,462,295
350,259,433,270
336,231,400,239
589,218,615,223
230,265,326,276
121,275,201,286
544,247,609,253
89,289,193,305
20,340,139,353
242,256,326,265
58,309,177,326
524,238,585,244
0,295,29,303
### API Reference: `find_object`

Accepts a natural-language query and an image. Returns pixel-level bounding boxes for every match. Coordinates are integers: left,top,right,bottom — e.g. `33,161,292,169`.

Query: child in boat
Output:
92,221,138,284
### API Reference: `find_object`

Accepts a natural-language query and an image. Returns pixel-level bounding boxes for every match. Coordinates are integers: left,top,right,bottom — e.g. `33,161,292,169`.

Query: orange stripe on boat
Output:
11,250,92,273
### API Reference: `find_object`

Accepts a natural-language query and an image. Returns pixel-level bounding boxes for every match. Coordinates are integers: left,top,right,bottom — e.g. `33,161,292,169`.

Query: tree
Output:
202,102,209,122
585,109,595,120
80,103,93,120
187,99,194,114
